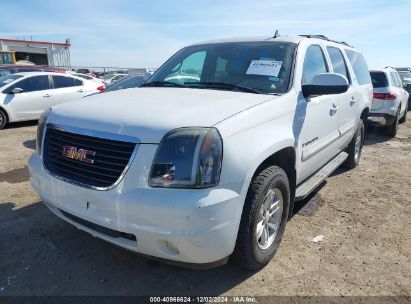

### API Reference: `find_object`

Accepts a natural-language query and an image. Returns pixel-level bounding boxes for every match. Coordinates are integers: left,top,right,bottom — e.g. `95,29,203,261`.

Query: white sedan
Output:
0,72,104,129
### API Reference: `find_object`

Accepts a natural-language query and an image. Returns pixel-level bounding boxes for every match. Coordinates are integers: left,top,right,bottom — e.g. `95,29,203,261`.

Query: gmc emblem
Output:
62,145,96,164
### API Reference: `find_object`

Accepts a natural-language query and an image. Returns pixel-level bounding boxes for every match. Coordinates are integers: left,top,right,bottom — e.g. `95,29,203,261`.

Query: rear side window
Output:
370,72,388,88
345,50,371,85
326,47,350,82
53,76,76,88
394,72,403,87
74,79,83,86
302,45,328,84
14,76,50,92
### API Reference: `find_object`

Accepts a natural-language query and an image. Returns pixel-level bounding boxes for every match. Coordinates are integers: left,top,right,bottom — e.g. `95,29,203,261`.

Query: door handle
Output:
43,94,51,98
350,96,357,106
330,103,339,115
77,89,84,93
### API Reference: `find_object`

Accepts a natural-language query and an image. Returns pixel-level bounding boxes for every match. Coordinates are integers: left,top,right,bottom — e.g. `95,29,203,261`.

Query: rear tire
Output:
343,119,364,169
0,109,7,130
232,166,290,270
385,109,399,137
399,105,407,124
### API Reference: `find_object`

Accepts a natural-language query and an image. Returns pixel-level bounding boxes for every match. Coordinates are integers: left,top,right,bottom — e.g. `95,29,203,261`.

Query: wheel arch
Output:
248,146,297,215
0,105,10,124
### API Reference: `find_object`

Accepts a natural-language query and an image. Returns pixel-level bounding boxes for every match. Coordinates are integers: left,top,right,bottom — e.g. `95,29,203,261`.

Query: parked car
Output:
74,68,96,78
104,73,128,84
369,67,408,136
396,68,411,102
69,72,106,89
104,74,147,92
0,64,67,77
0,72,103,129
29,35,372,270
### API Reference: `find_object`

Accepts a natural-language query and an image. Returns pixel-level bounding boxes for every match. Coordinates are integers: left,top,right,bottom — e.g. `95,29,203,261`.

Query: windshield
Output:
399,71,411,84
146,41,296,94
105,75,145,92
0,74,22,88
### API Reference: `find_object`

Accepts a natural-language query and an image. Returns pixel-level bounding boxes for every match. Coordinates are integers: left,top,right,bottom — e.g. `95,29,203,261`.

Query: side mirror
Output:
302,73,349,98
11,87,23,94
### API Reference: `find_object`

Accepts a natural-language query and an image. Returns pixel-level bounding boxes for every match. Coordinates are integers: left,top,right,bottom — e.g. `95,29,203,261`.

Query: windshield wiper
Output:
184,81,261,94
141,80,188,88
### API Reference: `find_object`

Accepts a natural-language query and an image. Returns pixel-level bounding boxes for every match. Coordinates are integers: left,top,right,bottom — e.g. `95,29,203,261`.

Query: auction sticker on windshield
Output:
246,60,282,77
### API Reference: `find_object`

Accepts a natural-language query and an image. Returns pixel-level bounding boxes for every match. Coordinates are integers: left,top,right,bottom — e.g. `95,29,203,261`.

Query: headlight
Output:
36,108,52,155
149,127,223,188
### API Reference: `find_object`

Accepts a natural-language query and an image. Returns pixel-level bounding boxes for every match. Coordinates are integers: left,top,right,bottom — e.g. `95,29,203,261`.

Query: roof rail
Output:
299,34,353,48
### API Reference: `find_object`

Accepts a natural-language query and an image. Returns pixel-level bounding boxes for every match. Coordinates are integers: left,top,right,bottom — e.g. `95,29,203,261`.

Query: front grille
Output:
43,127,136,189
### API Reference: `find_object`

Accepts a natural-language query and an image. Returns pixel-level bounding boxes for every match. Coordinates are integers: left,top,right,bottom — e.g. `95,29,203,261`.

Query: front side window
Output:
302,45,328,84
147,42,296,94
14,76,50,92
53,76,76,88
389,72,400,87
326,46,350,82
345,50,371,85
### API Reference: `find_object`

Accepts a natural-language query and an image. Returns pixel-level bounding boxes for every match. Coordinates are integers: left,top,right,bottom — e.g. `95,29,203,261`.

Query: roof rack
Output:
299,34,353,48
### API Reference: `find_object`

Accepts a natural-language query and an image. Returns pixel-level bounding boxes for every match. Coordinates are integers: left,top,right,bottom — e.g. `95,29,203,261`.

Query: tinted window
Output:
0,75,23,88
370,72,388,88
74,79,83,86
0,68,14,76
53,76,76,88
149,42,297,94
14,76,50,92
105,76,145,92
302,45,328,84
16,68,39,73
394,72,403,87
326,47,350,82
77,69,90,74
345,50,371,85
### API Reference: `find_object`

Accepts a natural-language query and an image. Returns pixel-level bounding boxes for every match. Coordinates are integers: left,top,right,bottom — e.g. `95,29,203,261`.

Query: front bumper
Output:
367,113,396,126
28,151,245,265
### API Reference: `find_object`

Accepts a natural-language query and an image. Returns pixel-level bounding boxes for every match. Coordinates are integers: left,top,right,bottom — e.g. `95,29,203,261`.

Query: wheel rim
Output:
354,129,362,161
256,188,283,250
0,114,3,126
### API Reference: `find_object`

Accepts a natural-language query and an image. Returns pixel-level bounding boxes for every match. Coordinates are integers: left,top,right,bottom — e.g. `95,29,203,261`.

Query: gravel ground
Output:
0,118,410,298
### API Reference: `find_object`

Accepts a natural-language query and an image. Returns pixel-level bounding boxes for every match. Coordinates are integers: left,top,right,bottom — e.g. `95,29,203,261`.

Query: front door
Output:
7,75,53,120
296,45,340,183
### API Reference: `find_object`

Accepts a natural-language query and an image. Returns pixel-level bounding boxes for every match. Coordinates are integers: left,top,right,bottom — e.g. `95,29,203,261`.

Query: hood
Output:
48,87,274,143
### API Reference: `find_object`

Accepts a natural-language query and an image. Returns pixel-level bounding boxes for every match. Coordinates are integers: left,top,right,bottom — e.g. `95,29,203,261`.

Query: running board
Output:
295,151,348,201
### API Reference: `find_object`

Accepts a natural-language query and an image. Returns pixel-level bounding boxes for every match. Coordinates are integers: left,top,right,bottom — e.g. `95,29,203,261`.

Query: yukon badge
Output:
62,145,96,164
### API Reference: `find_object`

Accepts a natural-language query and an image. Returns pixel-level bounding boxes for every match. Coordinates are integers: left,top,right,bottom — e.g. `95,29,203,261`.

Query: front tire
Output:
233,166,290,270
0,110,7,130
343,119,364,169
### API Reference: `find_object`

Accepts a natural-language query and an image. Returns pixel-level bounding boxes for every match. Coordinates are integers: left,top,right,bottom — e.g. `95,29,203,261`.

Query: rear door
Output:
344,50,373,118
50,75,84,106
325,46,357,145
6,75,53,120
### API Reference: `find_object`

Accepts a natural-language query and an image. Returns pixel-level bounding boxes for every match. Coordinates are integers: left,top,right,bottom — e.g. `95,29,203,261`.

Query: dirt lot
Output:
0,118,410,298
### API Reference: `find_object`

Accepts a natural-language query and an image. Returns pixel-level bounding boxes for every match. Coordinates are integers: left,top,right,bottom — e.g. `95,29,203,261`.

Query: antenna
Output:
273,29,280,38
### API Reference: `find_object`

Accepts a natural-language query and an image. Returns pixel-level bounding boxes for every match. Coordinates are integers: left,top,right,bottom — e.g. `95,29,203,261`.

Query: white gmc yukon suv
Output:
29,35,372,270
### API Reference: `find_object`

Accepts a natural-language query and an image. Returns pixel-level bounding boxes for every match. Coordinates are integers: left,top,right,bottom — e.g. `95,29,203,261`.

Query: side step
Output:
295,151,348,201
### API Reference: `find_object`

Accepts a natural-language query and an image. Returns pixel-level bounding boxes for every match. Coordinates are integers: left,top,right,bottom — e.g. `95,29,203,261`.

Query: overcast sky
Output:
1,0,410,69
